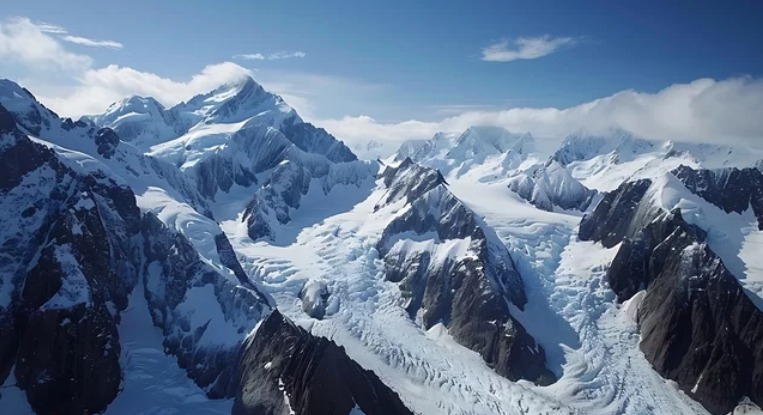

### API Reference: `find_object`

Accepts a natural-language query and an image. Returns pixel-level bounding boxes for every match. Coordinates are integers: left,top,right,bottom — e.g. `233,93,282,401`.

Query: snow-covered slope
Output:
88,76,367,243
3,74,763,415
86,96,182,147
507,160,597,211
0,79,410,415
0,105,269,413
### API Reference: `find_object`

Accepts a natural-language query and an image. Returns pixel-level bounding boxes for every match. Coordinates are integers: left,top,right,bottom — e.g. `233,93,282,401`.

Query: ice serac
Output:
507,160,597,211
580,178,763,415
232,311,414,415
375,159,555,385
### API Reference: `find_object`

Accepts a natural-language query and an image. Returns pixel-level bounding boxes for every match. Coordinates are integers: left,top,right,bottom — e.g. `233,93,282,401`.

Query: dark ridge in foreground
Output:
232,310,414,415
580,179,763,414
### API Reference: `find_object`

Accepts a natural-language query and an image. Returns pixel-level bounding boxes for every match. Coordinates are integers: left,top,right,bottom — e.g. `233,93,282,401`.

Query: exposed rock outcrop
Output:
232,311,414,415
672,165,763,229
578,179,653,247
94,127,120,159
580,178,763,414
0,120,140,414
376,160,554,385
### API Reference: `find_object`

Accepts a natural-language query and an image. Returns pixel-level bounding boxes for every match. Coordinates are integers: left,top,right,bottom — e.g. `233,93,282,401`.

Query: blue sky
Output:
1,0,762,154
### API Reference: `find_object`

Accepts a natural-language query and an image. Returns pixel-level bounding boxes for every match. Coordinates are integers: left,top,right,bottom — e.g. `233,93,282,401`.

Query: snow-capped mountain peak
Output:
106,95,166,114
85,76,301,148
0,79,60,135
552,129,655,166
447,126,529,161
173,75,299,128
5,69,763,415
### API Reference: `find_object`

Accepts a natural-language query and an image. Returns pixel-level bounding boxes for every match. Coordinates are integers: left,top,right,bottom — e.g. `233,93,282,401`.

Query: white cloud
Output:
38,62,253,116
481,35,579,62
234,53,266,60
319,77,763,158
36,22,67,34
234,51,305,61
3,16,761,161
429,104,498,115
0,17,92,71
60,35,123,49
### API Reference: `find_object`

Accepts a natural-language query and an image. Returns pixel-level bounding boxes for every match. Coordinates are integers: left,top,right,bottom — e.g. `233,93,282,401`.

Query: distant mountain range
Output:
1,76,763,415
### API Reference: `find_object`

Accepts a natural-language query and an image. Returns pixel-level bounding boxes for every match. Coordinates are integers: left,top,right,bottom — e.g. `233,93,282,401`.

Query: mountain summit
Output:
2,76,763,415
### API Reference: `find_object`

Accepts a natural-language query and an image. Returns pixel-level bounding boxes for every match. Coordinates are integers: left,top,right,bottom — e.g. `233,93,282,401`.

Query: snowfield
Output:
213,145,728,414
4,76,763,415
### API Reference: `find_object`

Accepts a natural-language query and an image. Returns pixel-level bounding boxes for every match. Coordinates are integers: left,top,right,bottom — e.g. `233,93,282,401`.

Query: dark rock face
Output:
376,157,447,208
579,178,653,247
242,160,310,241
214,232,268,303
0,130,141,414
15,303,122,415
232,311,414,415
243,197,274,241
0,104,16,134
637,233,763,414
0,121,54,193
605,210,706,302
94,127,120,159
672,165,763,229
140,213,270,397
582,178,763,414
376,160,554,385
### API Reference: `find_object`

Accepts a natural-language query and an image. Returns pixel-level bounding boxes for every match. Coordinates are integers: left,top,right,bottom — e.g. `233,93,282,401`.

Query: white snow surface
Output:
109,266,232,414
7,74,763,415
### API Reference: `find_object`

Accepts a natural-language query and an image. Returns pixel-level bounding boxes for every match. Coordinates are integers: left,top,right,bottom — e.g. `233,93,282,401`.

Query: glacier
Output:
2,74,763,415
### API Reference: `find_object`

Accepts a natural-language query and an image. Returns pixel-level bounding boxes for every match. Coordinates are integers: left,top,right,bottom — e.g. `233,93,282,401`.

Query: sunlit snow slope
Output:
4,74,763,415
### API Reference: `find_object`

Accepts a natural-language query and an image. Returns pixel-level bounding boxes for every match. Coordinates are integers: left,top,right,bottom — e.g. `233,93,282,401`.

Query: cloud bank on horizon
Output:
321,76,763,157
1,16,762,159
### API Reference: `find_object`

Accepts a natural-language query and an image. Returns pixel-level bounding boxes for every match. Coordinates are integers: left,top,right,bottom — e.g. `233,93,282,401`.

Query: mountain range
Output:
1,76,763,415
